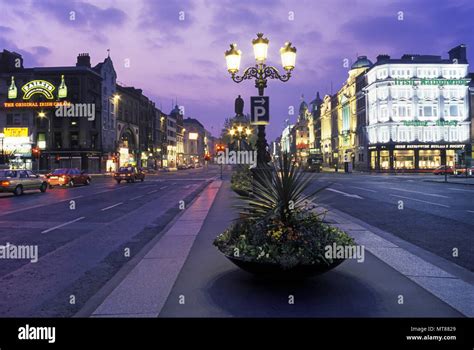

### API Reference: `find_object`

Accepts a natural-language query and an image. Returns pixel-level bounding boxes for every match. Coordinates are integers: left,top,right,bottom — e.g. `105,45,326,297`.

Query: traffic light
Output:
32,147,41,159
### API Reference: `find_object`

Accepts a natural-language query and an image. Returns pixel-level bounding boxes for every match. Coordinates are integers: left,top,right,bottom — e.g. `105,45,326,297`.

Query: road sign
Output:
250,96,269,125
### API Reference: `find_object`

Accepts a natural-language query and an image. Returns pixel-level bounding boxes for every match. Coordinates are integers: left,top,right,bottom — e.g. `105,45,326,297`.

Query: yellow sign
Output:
4,127,28,138
21,80,55,100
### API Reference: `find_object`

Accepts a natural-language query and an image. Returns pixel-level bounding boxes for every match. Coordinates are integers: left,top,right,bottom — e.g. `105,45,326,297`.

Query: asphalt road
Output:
0,166,219,316
305,173,474,272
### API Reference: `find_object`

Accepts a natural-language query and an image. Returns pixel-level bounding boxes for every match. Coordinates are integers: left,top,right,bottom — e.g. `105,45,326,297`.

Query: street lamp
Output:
225,33,296,168
228,124,252,151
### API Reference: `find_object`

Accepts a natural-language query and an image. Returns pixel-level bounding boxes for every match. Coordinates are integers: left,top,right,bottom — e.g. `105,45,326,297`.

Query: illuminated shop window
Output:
370,151,377,170
380,150,390,170
446,150,455,167
394,150,415,169
419,150,441,169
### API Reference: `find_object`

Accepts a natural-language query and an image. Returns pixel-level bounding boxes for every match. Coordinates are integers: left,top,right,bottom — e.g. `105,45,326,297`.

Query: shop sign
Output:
4,127,28,138
395,144,465,150
394,78,470,86
402,120,458,127
3,101,71,109
22,80,55,100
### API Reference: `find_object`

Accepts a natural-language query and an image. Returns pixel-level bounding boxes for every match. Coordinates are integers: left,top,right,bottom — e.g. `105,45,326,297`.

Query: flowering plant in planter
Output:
214,153,354,274
230,165,252,197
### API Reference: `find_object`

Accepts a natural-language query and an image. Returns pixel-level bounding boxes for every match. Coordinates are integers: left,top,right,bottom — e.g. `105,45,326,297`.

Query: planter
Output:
225,255,345,280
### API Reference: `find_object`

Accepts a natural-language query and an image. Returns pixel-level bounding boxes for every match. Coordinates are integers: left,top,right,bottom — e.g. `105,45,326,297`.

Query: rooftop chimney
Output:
376,54,390,62
448,44,467,64
76,53,91,68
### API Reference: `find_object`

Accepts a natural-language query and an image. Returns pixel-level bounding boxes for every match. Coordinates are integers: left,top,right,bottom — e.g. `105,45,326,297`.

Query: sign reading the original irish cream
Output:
3,101,71,108
21,80,55,100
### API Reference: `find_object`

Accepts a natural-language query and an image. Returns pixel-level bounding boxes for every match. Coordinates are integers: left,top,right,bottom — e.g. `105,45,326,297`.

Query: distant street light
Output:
225,33,296,168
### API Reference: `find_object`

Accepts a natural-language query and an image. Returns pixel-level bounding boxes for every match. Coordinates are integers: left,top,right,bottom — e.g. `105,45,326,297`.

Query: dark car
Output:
46,168,91,188
114,166,145,184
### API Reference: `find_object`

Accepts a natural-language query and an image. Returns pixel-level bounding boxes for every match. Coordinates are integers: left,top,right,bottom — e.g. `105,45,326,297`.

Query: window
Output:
342,104,350,131
54,132,62,149
392,104,412,118
394,150,415,169
444,104,463,118
377,87,388,100
70,132,79,148
391,87,412,99
418,104,438,117
26,170,36,177
19,171,28,178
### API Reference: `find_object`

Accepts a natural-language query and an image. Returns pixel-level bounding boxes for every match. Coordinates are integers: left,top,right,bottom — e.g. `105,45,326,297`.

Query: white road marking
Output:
159,186,168,189
325,188,364,199
389,194,450,208
448,188,474,193
387,187,450,198
58,195,83,202
41,216,85,233
349,186,377,193
467,210,474,214
101,202,123,211
147,190,158,194
130,195,144,200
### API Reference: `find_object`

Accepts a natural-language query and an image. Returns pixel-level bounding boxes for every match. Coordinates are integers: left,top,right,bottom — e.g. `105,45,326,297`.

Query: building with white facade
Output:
365,45,471,172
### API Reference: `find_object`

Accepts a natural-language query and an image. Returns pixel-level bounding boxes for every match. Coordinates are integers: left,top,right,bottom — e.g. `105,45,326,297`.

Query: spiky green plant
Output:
239,153,326,224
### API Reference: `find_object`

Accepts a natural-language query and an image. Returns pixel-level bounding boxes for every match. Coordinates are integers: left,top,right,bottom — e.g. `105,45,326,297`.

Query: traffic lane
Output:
306,182,474,271
0,176,117,216
315,177,474,225
4,179,204,225
0,179,209,283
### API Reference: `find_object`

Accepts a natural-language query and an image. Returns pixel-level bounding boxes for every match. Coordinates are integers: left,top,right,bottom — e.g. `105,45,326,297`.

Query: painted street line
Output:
325,188,364,199
388,187,450,198
389,194,450,208
467,210,474,214
130,195,144,201
101,202,123,211
159,186,168,190
349,186,377,193
41,216,85,234
147,190,158,194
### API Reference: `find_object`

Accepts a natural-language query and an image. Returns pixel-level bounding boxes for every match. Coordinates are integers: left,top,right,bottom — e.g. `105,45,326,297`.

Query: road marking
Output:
349,186,377,193
467,210,474,214
41,216,85,233
159,186,168,189
101,202,123,211
58,195,83,202
389,194,450,208
148,190,158,194
448,188,474,193
325,188,364,199
387,187,450,198
130,195,144,200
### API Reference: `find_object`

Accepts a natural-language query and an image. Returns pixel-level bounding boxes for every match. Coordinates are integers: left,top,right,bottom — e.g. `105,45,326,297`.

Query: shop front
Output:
369,144,464,172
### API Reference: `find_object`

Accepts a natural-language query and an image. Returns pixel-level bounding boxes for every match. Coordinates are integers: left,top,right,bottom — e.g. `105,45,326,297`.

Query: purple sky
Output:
1,0,474,140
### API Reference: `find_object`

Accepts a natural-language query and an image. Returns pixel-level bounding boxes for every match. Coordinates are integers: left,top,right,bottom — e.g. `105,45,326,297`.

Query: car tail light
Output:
1,181,10,187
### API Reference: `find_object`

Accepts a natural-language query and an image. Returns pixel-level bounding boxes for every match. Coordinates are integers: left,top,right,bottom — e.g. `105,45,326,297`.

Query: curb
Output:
423,179,474,186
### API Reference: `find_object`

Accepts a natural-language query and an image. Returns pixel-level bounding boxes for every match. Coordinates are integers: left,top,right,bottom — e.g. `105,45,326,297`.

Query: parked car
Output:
0,170,48,196
46,168,91,188
454,166,474,176
433,165,454,175
177,164,188,170
114,166,145,183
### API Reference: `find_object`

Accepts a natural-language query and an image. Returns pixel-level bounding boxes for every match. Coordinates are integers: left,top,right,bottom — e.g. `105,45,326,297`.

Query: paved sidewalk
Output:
158,181,469,317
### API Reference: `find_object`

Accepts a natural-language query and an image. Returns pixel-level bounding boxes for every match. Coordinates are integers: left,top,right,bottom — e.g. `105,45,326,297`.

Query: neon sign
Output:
21,80,55,100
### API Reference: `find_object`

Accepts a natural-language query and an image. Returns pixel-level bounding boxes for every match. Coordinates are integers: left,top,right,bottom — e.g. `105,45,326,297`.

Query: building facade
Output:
365,45,470,172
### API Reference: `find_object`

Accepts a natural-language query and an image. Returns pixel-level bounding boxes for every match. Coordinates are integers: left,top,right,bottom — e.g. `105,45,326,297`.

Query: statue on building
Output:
235,95,244,117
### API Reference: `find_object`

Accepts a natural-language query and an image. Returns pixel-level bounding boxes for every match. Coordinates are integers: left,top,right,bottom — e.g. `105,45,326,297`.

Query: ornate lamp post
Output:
225,33,296,168
229,124,252,151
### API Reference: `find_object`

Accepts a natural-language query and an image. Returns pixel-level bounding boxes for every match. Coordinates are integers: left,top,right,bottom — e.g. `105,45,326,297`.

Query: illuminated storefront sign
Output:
3,101,71,108
4,127,28,138
188,132,198,140
394,78,470,86
402,120,458,127
6,76,68,101
21,80,56,100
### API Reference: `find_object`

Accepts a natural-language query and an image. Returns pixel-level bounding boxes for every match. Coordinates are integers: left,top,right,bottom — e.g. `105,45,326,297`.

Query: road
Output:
305,173,474,272
0,166,219,316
